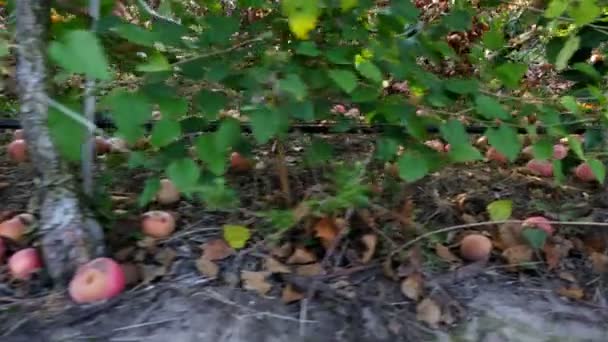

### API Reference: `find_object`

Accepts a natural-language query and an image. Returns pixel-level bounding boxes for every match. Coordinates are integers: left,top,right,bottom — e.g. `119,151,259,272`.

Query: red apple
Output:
230,152,253,172
486,147,508,164
95,137,111,155
0,213,33,242
526,159,553,177
460,234,492,261
553,144,568,160
155,178,180,205
68,257,126,304
8,248,42,280
141,210,176,238
574,162,597,182
521,216,554,235
7,139,28,163
331,104,347,114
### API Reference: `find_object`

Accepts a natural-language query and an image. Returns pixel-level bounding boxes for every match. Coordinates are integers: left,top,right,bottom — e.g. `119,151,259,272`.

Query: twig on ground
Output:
112,318,179,332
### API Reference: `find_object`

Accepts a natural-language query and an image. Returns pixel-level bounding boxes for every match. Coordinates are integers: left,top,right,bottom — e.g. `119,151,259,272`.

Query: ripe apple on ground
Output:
7,139,28,163
521,216,554,235
8,248,42,280
460,234,492,261
0,213,34,242
141,210,176,238
68,257,126,304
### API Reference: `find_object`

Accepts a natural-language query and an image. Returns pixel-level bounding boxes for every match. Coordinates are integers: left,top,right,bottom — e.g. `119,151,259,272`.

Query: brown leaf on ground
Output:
293,202,311,223
557,286,585,300
416,297,442,328
558,271,577,283
265,256,291,274
590,252,608,274
196,257,219,279
543,238,573,270
314,217,340,249
383,258,399,281
496,222,523,250
397,246,424,277
120,263,141,286
396,198,416,230
137,236,158,251
435,244,461,264
282,284,304,303
155,247,177,269
241,271,272,295
113,246,135,262
286,247,317,264
201,238,235,261
360,234,378,263
501,244,534,271
271,242,294,259
141,264,168,284
401,272,424,301
296,263,324,276
582,232,607,253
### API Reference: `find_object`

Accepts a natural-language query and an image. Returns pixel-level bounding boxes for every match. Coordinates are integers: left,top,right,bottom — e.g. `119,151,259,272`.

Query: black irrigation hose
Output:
0,116,595,135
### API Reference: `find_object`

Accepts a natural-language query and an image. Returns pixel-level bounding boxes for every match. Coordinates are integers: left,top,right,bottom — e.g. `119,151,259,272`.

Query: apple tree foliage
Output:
2,0,608,220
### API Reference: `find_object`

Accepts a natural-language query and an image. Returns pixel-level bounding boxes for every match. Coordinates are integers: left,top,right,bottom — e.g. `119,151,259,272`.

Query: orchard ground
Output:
0,130,607,341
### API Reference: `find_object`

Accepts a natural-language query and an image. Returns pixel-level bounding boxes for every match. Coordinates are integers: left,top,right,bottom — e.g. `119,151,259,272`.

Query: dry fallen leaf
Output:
496,222,523,250
360,234,378,263
296,263,324,276
401,272,424,301
286,247,317,264
543,238,573,270
155,247,177,269
557,286,585,300
201,239,235,261
241,271,273,295
293,202,311,223
435,244,461,264
314,217,340,249
196,257,219,279
558,271,577,283
265,256,291,274
501,244,534,271
120,263,141,286
416,297,442,328
590,252,608,274
282,284,304,303
271,242,294,259
141,264,167,284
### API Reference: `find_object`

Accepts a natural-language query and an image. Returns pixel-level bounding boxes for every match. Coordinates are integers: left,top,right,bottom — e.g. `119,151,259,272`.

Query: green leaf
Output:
487,199,513,221
553,159,565,184
444,78,479,95
355,60,383,83
196,90,228,120
567,134,585,160
442,9,472,31
440,119,470,145
588,158,606,183
325,47,353,64
138,178,161,208
340,0,358,11
482,25,505,50
215,118,241,152
555,35,580,71
448,144,484,162
560,95,580,115
486,126,522,161
545,0,568,18
495,63,527,89
304,138,334,166
103,89,152,144
282,0,320,40
568,0,601,26
521,228,547,250
391,1,420,23
223,224,251,249
48,104,86,162
195,134,228,176
285,100,315,121
136,52,171,73
397,152,428,182
296,41,321,56
328,69,358,93
166,158,201,192
150,119,181,148
0,39,9,57
474,95,510,120
532,139,553,160
202,15,240,44
250,107,284,144
48,30,110,80
278,74,308,101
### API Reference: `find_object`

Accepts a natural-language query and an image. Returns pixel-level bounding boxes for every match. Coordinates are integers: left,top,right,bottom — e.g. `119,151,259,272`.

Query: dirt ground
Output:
0,131,607,341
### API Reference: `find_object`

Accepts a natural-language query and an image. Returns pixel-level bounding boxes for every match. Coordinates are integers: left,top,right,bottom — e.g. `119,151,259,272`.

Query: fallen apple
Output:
552,144,568,160
230,152,253,172
95,137,111,155
7,139,28,163
574,163,597,182
526,159,553,177
486,147,508,164
68,257,126,304
521,216,554,235
141,210,176,238
156,178,180,205
460,234,492,262
0,213,33,242
8,248,42,280
331,104,347,114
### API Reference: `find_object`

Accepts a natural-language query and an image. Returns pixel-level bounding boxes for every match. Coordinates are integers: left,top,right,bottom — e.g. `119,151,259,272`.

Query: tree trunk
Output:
15,0,106,286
